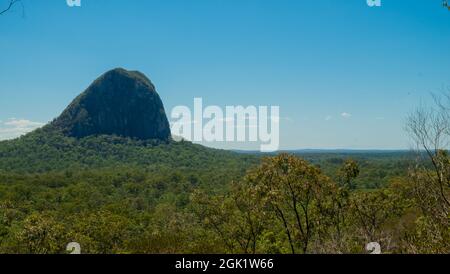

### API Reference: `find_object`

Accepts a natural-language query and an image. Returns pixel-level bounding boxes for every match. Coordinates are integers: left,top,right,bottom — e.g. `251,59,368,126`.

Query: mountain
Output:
0,68,259,174
48,68,171,141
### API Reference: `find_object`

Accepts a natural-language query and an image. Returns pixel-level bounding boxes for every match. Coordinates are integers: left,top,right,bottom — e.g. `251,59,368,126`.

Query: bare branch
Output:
406,91,450,209
0,0,21,16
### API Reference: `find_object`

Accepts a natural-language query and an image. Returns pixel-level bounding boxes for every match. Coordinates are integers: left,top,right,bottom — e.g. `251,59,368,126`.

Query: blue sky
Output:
1,0,449,150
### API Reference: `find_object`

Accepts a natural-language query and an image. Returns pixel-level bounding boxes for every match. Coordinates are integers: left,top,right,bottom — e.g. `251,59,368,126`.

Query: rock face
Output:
50,68,171,140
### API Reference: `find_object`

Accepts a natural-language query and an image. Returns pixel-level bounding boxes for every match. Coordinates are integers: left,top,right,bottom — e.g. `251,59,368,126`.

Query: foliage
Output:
0,128,447,253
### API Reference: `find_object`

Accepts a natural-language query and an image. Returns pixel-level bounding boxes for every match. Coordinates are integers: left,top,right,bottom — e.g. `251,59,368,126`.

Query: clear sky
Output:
1,0,449,150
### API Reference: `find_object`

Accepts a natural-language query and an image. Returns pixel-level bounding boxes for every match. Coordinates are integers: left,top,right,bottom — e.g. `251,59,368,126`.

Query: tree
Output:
338,159,360,190
228,181,268,254
405,90,450,253
15,213,67,254
191,184,267,254
248,154,335,254
66,210,133,254
405,92,450,214
192,190,241,253
350,190,404,249
314,181,353,253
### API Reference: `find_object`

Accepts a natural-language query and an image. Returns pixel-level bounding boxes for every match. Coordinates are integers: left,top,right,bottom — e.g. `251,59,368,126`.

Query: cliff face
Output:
50,68,171,140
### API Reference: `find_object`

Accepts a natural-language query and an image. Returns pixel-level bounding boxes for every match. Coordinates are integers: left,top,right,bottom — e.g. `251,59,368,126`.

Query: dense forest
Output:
0,123,448,254
0,128,259,253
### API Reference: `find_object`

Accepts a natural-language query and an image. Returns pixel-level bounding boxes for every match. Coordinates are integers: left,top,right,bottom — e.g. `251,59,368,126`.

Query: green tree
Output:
15,213,67,254
249,154,335,254
192,184,267,254
338,159,360,190
350,189,404,251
